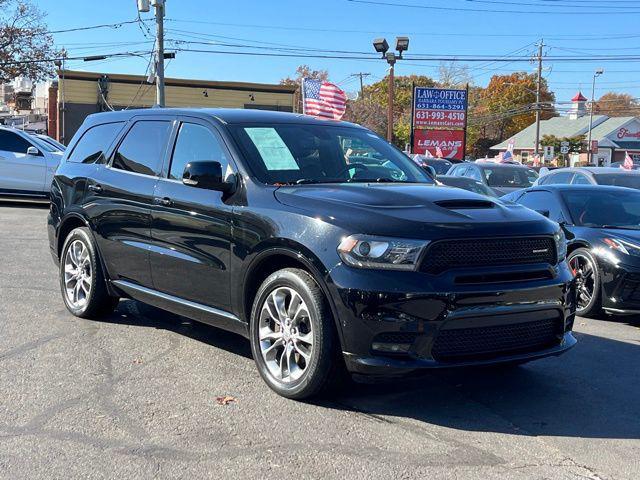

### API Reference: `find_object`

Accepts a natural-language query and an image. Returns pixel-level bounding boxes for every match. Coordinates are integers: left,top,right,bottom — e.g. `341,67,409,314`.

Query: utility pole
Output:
534,40,544,159
351,72,371,99
153,0,165,107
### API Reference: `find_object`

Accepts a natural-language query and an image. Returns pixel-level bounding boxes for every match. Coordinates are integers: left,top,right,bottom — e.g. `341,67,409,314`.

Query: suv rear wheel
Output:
250,268,338,399
60,227,119,318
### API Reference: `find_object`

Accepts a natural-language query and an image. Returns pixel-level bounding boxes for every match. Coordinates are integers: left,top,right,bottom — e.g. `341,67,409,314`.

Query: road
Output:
0,203,638,480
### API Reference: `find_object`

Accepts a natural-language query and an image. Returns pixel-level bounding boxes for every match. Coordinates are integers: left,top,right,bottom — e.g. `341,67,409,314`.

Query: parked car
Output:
34,134,66,152
503,184,640,317
447,161,539,196
437,175,498,197
412,156,453,176
48,108,576,399
536,167,640,189
0,126,64,199
609,161,640,170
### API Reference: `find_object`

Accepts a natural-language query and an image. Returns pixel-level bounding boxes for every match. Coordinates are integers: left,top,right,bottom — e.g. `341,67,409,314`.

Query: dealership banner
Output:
412,129,465,160
413,87,468,129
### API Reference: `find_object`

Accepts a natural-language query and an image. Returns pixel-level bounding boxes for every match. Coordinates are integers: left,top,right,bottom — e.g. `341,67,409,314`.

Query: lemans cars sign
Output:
413,87,468,129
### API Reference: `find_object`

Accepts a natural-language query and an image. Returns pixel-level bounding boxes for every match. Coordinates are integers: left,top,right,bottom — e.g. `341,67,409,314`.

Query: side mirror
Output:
183,161,233,193
535,209,550,218
26,146,40,156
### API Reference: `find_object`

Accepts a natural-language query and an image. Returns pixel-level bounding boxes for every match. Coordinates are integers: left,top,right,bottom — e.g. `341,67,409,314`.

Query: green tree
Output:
344,74,437,147
0,0,60,82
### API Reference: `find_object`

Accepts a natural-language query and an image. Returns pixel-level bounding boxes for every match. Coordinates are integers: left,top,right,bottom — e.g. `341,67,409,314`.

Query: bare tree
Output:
438,61,472,88
0,0,60,82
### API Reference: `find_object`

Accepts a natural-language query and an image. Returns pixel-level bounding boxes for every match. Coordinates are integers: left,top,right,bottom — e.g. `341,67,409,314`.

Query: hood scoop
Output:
434,199,495,210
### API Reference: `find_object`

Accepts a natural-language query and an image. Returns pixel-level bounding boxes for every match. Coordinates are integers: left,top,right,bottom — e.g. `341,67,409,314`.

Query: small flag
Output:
502,149,514,162
435,146,444,158
532,153,541,167
622,151,634,170
507,138,515,153
302,79,347,120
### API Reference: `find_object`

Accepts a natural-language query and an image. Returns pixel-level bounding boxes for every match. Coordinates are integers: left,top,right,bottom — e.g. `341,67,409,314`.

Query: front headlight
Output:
604,237,640,256
554,229,567,262
337,235,429,271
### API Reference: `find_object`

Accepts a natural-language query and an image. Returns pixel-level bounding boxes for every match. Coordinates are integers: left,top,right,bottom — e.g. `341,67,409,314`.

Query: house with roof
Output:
492,92,640,166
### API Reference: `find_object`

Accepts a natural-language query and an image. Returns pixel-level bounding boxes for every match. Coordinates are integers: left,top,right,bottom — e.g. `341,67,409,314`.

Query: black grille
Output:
420,237,556,274
431,318,561,362
373,332,419,344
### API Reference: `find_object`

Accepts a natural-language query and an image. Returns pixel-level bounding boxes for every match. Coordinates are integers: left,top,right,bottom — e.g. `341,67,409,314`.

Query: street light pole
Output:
387,60,395,142
587,68,604,165
373,37,409,144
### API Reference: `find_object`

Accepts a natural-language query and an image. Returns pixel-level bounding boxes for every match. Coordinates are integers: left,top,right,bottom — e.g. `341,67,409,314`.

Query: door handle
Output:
154,197,172,206
88,184,103,194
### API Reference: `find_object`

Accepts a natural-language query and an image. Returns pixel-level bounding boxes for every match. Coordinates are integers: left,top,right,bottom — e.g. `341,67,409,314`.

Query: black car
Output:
503,184,640,317
447,162,539,196
536,167,640,189
48,108,576,399
437,175,498,198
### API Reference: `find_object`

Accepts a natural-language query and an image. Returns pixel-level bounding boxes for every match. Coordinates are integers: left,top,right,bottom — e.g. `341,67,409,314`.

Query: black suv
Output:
48,109,576,399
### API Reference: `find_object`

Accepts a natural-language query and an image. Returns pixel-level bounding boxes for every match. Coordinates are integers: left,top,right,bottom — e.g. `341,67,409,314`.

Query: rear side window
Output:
0,130,32,154
112,121,171,176
544,171,574,185
68,122,124,164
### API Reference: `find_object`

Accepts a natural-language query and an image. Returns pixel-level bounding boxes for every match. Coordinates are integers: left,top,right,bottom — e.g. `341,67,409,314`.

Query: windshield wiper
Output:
599,225,640,230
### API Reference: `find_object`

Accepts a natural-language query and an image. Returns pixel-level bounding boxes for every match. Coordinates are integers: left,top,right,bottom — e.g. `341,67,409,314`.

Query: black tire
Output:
568,247,602,318
59,227,119,318
249,268,340,400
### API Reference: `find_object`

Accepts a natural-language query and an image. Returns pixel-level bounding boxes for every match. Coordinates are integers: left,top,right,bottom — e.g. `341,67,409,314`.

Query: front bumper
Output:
599,258,640,313
326,261,576,376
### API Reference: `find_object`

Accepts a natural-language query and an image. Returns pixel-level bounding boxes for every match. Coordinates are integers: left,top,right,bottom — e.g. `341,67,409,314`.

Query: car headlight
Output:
337,235,429,271
604,237,640,256
554,229,567,262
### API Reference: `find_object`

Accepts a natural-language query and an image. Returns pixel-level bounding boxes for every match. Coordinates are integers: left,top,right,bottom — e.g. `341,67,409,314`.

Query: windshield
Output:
26,134,57,153
562,190,640,229
595,173,640,189
229,124,432,185
483,166,538,188
37,135,65,151
440,177,497,197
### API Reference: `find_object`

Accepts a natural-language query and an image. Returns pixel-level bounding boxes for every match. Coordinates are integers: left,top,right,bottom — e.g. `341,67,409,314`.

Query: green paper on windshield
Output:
245,128,299,171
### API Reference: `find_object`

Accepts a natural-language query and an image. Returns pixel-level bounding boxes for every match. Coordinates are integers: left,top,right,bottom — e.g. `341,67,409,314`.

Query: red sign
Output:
412,130,465,160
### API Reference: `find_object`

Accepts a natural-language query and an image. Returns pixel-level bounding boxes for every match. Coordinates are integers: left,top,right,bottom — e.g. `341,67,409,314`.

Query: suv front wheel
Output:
250,268,338,399
60,227,119,318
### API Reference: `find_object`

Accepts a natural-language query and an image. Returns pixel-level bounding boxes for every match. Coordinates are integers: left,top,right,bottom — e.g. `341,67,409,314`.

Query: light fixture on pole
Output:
373,36,409,142
587,68,604,165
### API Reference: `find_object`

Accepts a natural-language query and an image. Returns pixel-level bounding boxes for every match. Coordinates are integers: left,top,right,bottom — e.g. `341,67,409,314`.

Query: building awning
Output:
612,141,640,150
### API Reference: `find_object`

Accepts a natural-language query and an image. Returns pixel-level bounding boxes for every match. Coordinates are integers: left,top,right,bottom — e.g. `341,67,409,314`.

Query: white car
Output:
0,126,64,199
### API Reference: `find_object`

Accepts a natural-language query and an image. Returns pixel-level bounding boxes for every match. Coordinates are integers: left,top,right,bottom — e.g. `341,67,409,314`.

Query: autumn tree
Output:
466,72,555,157
0,0,60,82
595,92,640,117
280,65,330,113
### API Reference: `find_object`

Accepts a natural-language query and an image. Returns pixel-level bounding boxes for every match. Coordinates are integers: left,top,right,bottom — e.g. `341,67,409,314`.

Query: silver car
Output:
0,126,64,199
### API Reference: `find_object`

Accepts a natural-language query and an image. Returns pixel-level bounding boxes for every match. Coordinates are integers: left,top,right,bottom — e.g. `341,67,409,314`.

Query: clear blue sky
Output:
37,0,640,104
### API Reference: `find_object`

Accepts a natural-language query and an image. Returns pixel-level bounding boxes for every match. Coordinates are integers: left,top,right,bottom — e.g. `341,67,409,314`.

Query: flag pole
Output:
301,78,306,115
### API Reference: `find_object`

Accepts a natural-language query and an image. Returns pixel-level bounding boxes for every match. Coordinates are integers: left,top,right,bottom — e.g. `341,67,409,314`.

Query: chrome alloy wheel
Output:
258,287,314,383
570,253,595,311
63,239,92,309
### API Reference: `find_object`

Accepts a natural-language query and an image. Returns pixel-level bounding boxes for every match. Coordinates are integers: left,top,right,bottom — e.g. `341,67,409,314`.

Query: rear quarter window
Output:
67,122,125,164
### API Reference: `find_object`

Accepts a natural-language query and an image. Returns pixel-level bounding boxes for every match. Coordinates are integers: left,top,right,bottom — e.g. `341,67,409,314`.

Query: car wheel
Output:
568,248,602,318
250,268,339,400
60,227,119,318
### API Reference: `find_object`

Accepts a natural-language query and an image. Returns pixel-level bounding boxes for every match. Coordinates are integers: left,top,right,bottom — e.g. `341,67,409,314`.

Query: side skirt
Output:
111,279,249,338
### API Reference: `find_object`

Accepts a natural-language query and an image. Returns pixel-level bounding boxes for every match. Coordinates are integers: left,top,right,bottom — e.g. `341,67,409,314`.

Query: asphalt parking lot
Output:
0,203,639,480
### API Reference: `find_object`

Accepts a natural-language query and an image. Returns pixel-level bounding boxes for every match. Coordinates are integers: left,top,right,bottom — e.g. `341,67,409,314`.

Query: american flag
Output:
303,79,347,120
435,146,444,158
622,151,634,170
